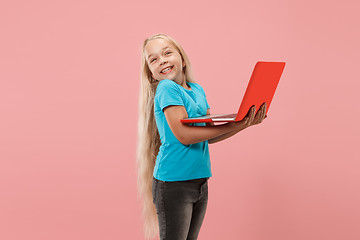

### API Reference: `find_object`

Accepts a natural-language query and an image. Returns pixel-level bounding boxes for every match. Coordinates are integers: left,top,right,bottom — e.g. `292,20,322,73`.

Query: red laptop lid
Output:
234,61,285,121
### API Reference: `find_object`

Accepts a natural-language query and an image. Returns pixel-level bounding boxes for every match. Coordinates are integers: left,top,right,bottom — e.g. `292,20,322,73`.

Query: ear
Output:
181,58,186,68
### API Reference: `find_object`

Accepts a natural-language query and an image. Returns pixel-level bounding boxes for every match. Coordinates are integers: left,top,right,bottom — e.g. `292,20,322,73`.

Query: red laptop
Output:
180,61,286,123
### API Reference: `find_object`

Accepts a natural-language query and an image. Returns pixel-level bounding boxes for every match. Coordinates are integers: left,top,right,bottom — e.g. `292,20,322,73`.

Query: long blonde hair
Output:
136,33,197,239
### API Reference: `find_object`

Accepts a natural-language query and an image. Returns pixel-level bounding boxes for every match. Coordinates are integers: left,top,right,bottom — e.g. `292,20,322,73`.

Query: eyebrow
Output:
147,46,171,60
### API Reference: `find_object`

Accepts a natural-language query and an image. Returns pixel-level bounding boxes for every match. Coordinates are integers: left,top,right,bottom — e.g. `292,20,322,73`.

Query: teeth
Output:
161,67,172,73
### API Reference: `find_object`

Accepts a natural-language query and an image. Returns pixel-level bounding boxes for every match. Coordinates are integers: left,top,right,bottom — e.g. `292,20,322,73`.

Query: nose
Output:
160,57,167,65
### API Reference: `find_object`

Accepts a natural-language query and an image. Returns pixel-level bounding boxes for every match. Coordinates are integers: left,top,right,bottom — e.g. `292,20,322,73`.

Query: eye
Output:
150,58,156,63
166,51,172,55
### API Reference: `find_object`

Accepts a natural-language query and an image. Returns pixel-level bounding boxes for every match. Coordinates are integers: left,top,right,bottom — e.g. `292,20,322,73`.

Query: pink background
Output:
1,0,359,239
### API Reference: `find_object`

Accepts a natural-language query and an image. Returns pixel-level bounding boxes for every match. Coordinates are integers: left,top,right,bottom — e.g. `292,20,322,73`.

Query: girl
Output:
137,33,267,240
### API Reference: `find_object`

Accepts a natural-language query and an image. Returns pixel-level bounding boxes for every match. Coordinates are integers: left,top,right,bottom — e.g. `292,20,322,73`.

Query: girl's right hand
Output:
229,102,267,131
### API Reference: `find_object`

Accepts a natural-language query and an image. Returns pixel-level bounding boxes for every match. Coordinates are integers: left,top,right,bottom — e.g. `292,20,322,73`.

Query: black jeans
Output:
152,177,209,240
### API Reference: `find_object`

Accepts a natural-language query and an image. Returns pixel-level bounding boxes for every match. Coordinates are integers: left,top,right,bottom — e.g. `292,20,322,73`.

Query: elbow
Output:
178,136,191,145
178,135,209,145
176,133,192,145
181,138,212,145
173,129,192,145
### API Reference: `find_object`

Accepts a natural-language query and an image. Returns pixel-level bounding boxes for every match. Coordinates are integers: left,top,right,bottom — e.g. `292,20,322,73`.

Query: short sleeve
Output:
205,96,210,109
197,83,210,109
156,80,184,111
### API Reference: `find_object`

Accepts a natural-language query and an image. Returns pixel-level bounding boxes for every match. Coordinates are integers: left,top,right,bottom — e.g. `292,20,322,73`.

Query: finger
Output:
245,106,252,118
251,105,256,115
253,104,266,124
244,117,249,125
250,109,261,125
249,106,256,121
258,103,266,119
255,105,263,117
261,103,266,120
263,102,267,117
247,106,256,125
254,105,263,121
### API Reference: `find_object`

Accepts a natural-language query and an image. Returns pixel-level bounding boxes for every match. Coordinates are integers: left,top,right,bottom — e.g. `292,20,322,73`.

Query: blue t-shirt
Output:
153,79,212,182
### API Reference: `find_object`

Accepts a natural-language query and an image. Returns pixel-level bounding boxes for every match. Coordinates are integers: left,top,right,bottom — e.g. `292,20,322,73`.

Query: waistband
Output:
153,176,209,183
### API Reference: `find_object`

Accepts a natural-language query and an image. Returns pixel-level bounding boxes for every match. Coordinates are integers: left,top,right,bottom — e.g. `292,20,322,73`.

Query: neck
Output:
170,73,190,89
179,74,190,89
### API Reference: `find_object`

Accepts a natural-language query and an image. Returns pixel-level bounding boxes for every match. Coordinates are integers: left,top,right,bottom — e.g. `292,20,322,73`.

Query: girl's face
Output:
145,38,185,83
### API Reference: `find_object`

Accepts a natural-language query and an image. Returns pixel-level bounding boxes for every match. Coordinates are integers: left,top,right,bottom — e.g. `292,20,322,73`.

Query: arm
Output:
164,105,240,145
165,103,267,145
206,109,247,144
206,104,268,144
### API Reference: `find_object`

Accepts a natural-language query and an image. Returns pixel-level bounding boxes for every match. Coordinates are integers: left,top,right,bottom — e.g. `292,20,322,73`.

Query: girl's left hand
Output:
248,102,267,126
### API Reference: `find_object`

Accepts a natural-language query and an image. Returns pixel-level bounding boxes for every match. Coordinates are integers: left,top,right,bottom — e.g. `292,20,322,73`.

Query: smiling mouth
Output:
160,66,173,74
